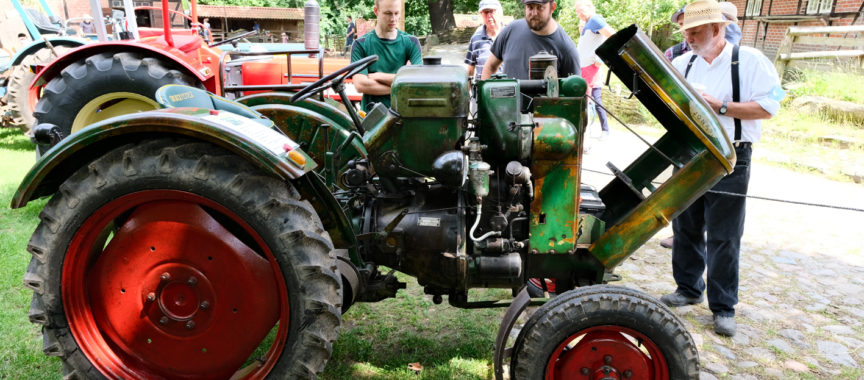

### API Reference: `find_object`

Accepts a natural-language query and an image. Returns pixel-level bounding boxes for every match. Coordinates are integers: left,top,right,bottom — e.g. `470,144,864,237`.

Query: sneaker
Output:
660,291,704,307
660,235,673,249
713,315,736,336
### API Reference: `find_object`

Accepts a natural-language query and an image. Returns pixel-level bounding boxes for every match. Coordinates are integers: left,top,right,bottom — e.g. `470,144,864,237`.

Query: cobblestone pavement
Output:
584,130,864,378
429,43,864,377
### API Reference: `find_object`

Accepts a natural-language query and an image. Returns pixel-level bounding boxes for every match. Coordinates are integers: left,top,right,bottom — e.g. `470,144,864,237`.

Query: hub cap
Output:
545,326,669,380
63,191,289,379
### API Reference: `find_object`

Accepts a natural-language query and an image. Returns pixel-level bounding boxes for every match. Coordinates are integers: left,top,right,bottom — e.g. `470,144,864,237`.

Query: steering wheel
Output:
209,30,258,48
290,55,377,103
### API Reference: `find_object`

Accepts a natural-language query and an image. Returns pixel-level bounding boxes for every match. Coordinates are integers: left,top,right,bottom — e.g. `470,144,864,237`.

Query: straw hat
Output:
681,0,733,31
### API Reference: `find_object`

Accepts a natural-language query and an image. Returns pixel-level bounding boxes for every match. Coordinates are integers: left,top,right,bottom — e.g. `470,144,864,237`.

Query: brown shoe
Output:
660,236,673,249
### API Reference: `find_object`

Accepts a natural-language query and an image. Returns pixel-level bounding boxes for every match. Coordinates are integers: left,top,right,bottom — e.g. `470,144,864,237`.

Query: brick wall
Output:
737,0,863,57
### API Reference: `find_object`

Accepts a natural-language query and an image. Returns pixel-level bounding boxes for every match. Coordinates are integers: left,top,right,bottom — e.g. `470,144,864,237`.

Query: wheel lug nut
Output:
146,292,156,302
187,276,198,286
186,320,196,330
623,370,633,378
160,272,171,282
580,367,589,375
200,301,209,310
603,355,612,364
159,316,169,325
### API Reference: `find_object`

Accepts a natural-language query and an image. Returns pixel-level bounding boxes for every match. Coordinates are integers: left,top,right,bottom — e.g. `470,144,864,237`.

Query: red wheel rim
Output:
545,325,669,380
63,190,290,379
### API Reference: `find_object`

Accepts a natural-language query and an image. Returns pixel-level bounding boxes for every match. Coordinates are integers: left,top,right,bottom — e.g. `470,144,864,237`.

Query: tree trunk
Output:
428,0,456,35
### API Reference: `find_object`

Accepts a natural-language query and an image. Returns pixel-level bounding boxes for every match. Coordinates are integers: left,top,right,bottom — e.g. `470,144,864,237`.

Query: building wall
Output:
736,0,864,57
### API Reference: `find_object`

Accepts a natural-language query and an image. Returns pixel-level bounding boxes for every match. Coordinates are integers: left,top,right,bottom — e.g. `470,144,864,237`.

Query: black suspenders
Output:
685,45,742,141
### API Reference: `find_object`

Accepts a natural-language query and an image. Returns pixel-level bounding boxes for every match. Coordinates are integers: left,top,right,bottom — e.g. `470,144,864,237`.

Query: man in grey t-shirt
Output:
481,0,580,80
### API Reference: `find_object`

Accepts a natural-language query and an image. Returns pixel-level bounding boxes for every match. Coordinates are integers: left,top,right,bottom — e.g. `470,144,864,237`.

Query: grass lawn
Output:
0,128,56,377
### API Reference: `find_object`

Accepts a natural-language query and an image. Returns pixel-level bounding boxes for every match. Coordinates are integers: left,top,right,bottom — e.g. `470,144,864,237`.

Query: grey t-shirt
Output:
489,19,580,80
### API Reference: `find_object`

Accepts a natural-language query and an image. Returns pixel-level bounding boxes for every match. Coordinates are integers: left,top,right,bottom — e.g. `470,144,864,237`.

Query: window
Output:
746,0,763,17
806,0,833,14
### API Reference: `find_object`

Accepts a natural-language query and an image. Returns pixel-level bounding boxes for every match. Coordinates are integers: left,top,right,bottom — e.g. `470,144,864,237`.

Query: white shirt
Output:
672,42,782,143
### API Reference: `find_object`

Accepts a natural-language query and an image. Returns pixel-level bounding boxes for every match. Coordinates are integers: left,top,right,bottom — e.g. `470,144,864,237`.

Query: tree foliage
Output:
559,0,689,50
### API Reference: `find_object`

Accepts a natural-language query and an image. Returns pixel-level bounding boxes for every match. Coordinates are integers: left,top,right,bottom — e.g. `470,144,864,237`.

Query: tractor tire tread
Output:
511,285,699,380
25,138,341,379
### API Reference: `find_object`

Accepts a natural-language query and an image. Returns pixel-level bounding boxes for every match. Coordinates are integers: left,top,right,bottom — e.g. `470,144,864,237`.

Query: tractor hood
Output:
596,24,735,173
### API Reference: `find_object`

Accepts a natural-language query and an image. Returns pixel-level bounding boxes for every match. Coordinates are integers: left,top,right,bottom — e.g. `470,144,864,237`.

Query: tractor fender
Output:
10,38,87,66
28,41,213,91
11,108,317,209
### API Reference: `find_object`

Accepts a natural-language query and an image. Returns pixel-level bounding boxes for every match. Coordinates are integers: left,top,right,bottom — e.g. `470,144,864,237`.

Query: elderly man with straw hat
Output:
660,0,784,337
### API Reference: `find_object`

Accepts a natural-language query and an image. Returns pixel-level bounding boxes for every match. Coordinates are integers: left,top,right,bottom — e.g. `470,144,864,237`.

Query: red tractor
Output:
26,0,355,152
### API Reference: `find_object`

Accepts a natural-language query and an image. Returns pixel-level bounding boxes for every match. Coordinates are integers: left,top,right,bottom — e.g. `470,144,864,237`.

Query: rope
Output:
582,167,864,213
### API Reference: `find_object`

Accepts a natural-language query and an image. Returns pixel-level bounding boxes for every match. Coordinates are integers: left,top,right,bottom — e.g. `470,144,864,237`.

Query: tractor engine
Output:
348,59,594,304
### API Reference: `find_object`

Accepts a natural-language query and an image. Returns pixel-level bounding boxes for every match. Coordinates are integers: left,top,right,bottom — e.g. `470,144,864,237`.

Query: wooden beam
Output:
779,49,864,59
794,36,864,47
787,25,864,35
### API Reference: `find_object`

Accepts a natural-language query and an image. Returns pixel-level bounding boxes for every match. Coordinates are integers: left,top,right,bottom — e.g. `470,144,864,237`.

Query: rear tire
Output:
511,285,699,379
24,138,341,379
8,47,68,134
33,52,199,146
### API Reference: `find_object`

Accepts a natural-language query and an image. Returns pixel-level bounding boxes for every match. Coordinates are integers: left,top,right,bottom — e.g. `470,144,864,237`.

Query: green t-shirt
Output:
350,30,423,111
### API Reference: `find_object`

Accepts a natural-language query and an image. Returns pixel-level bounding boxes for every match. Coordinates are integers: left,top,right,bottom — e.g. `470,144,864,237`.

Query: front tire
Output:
511,285,699,379
24,138,341,379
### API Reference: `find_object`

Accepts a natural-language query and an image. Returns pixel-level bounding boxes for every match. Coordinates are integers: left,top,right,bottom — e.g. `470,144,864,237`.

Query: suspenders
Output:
685,45,742,141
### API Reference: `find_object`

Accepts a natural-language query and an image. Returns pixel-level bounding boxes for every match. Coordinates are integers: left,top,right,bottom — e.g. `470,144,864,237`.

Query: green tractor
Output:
12,26,735,379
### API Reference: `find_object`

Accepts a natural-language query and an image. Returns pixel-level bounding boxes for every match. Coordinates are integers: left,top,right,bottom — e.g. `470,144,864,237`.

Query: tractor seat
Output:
155,84,273,127
361,102,389,132
25,9,61,35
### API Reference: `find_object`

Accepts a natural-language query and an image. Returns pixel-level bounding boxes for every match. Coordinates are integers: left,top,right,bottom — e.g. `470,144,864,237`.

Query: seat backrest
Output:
155,84,215,109
361,102,388,132
24,9,61,35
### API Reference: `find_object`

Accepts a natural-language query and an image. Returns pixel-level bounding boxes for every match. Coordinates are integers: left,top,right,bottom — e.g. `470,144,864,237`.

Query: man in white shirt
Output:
660,0,783,337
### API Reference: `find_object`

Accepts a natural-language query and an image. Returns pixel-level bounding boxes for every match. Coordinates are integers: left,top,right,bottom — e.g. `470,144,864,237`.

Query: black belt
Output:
734,141,752,148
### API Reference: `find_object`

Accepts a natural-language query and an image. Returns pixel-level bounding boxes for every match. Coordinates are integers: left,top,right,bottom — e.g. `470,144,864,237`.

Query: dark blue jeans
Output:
671,144,752,317
590,87,609,132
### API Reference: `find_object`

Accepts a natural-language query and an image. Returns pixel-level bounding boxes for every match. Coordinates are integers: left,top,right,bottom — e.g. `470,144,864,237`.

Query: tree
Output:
427,0,456,35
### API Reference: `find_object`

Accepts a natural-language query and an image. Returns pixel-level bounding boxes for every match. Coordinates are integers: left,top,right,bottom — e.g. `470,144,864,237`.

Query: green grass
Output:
787,69,864,104
0,128,57,377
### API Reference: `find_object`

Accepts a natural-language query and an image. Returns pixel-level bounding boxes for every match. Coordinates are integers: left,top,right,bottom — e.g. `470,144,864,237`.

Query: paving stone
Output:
779,329,811,349
805,303,827,312
731,332,750,345
767,338,795,354
699,371,719,380
784,360,810,372
823,325,857,335
736,361,758,368
763,368,785,378
751,291,778,303
728,374,759,380
817,340,858,367
713,344,737,360
704,362,729,374
744,347,776,362
772,256,797,265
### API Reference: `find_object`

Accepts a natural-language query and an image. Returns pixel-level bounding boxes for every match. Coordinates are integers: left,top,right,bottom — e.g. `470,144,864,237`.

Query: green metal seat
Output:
155,84,273,127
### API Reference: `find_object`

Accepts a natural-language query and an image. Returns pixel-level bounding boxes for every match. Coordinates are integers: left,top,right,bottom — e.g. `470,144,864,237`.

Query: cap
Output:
82,13,93,20
478,0,502,12
670,6,685,24
522,0,553,4
719,1,738,22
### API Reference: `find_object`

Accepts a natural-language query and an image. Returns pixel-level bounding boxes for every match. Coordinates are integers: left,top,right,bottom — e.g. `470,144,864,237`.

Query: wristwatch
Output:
719,100,728,115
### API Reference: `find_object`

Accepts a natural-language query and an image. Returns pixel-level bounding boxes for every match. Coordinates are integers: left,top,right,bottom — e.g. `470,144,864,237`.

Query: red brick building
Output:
729,0,864,56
